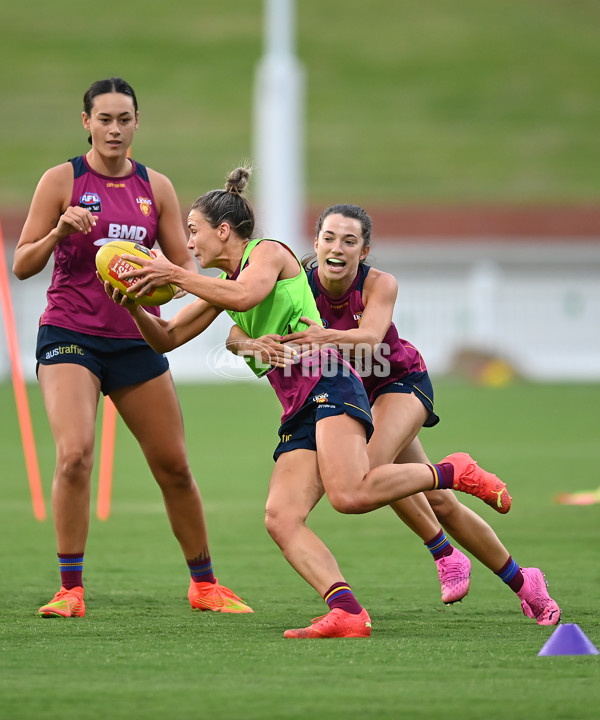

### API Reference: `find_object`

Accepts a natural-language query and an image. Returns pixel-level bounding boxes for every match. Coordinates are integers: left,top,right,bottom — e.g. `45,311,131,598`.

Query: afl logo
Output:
79,193,101,212
137,197,153,217
321,318,328,328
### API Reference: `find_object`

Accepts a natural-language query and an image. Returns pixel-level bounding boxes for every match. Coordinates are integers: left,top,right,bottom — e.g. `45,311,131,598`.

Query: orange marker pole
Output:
97,395,117,521
0,218,46,520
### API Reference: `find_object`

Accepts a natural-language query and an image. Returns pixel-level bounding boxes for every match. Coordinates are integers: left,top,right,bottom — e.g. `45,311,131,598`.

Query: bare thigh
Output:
38,363,101,472
373,404,444,538
110,371,191,485
315,414,371,512
368,392,428,467
315,413,436,514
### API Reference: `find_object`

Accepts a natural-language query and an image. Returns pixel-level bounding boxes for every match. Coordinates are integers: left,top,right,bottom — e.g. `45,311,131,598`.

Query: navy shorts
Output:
273,369,374,461
371,370,440,428
36,325,169,396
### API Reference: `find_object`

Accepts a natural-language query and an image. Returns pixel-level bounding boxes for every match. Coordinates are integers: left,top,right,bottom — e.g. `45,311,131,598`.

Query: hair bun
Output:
225,166,251,195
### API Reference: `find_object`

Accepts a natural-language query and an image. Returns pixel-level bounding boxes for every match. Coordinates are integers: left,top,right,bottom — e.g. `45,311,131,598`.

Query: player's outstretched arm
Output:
120,240,286,313
103,279,221,353
282,269,397,354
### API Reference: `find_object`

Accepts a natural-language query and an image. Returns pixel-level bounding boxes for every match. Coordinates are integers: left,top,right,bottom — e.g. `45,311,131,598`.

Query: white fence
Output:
375,240,600,381
2,240,600,383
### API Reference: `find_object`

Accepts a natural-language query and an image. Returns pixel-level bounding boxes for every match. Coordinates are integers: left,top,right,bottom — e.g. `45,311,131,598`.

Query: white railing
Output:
374,241,600,381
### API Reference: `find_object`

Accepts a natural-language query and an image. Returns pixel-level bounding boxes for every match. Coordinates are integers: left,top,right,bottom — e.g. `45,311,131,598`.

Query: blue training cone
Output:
538,623,599,656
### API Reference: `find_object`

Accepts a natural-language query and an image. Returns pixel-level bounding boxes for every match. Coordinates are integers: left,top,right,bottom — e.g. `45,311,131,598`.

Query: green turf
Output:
0,379,598,719
1,0,599,209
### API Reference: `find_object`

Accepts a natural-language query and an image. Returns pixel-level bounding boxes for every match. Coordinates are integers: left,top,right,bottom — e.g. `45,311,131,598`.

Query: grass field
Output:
1,1,599,208
2,3,598,717
1,379,598,719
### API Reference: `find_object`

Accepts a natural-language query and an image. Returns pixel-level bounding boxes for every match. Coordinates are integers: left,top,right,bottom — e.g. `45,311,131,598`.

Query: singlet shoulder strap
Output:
68,155,149,181
133,160,149,182
356,263,371,293
69,156,87,179
306,266,320,298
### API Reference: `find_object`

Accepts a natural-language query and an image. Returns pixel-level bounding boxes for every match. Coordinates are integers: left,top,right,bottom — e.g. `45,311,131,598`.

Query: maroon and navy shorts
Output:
370,370,440,428
273,369,374,461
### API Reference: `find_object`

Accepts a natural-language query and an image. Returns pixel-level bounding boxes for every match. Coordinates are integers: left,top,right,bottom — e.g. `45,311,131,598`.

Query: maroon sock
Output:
429,463,455,490
496,556,524,592
58,553,84,590
323,582,363,615
425,529,454,560
187,555,216,584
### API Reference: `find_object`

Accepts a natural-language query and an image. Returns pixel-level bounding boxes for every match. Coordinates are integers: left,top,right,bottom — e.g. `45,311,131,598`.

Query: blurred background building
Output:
4,213,599,384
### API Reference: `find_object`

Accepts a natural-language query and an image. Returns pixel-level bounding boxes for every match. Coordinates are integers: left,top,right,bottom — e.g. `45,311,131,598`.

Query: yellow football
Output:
95,240,177,307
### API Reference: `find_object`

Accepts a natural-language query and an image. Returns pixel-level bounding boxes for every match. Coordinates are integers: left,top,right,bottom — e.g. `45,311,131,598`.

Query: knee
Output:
152,455,194,493
56,447,94,485
264,503,303,547
264,507,283,545
327,488,370,515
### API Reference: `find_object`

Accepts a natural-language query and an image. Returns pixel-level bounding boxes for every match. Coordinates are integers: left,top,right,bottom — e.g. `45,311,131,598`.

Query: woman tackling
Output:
104,167,514,638
268,203,559,626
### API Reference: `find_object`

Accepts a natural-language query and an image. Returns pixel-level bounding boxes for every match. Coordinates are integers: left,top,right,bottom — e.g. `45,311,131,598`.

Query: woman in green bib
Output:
107,166,512,638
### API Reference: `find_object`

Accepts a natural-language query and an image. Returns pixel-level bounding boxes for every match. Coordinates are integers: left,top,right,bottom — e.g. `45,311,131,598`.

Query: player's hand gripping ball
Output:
95,240,177,306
